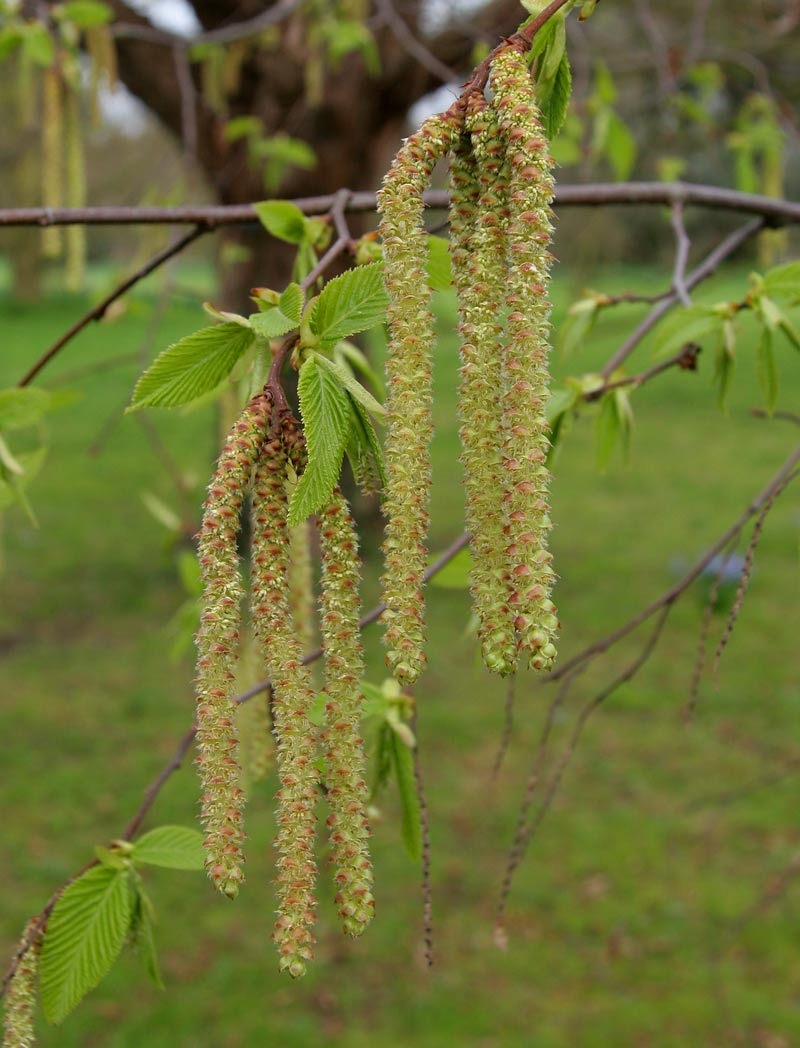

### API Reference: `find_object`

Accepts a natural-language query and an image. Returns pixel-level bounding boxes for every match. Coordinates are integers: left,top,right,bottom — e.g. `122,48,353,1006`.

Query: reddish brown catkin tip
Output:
378,110,462,686
195,393,271,900
317,489,374,936
251,431,319,979
2,922,39,1048
454,99,519,677
490,48,559,672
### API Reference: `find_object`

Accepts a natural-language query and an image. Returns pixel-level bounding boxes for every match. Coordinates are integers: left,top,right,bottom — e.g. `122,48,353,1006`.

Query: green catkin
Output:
453,100,519,677
64,85,86,293
40,67,63,259
195,393,271,900
2,923,39,1048
86,24,118,126
377,112,461,685
250,430,319,979
490,48,559,671
287,470,316,656
317,489,374,936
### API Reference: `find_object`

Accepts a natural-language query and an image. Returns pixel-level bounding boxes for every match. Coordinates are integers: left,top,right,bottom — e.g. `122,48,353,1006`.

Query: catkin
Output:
377,112,460,685
2,922,40,1048
64,85,86,293
40,67,63,259
195,393,271,900
317,489,374,936
490,48,559,671
250,430,319,979
454,100,519,676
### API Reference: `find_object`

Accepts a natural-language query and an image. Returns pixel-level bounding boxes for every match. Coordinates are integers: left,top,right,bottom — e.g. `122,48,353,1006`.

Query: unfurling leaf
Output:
129,324,255,410
756,327,778,414
312,352,385,418
288,357,354,525
652,305,722,359
253,200,308,245
309,264,389,348
131,826,206,871
388,729,422,862
40,865,133,1024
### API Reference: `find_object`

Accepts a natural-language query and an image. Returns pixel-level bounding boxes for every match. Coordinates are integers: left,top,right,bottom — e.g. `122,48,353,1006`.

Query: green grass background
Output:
0,257,798,1047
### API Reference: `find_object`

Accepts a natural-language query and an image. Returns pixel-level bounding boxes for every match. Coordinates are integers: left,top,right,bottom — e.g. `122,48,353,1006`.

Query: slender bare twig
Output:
670,201,692,307
111,0,301,47
2,183,800,228
496,606,671,933
17,225,208,388
173,46,198,163
711,469,799,678
583,342,701,401
491,676,517,782
601,217,764,378
300,189,354,289
374,0,457,85
751,408,800,427
410,704,434,969
684,544,737,721
494,664,588,944
122,725,198,841
546,444,800,685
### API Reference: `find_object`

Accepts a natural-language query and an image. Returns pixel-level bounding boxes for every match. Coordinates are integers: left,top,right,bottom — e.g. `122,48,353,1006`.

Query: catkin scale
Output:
489,48,560,671
195,393,271,900
453,100,519,676
317,490,374,936
251,431,320,978
2,923,39,1048
378,113,460,685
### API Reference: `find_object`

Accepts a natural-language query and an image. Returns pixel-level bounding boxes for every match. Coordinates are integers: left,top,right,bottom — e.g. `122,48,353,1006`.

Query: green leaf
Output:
346,393,387,493
22,22,55,66
60,1,113,27
249,309,298,340
756,326,778,414
538,49,572,141
389,730,422,862
279,283,304,324
604,110,636,181
129,324,255,410
128,874,164,991
0,388,56,431
288,357,354,525
132,826,206,871
556,296,599,357
594,394,619,473
0,446,47,520
312,352,385,418
253,201,309,245
714,320,737,413
652,305,722,358
427,235,452,291
762,262,800,302
309,264,389,348
40,865,133,1025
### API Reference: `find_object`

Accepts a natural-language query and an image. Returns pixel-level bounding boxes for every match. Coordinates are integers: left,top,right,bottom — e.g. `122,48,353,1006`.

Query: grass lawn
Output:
1,256,798,1047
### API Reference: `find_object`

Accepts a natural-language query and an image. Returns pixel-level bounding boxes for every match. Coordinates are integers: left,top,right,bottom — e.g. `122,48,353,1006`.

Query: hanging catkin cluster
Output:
378,46,559,681
195,400,373,978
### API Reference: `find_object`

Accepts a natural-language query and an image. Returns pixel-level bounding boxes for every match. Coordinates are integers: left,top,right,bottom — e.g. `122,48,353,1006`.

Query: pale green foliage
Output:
309,264,389,348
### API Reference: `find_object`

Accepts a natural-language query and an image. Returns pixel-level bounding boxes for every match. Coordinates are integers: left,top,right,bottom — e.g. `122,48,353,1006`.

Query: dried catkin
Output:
2,923,40,1048
195,393,271,900
250,431,319,978
454,100,519,677
490,48,559,671
377,112,460,685
317,489,374,936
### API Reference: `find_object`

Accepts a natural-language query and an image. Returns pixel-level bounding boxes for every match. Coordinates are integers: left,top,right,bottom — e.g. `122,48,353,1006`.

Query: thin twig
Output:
17,225,208,388
374,0,457,85
410,703,434,969
670,201,692,307
601,218,764,377
491,676,517,783
684,544,737,721
2,184,799,228
496,607,671,933
583,342,701,401
494,664,588,944
711,469,799,678
546,443,800,684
